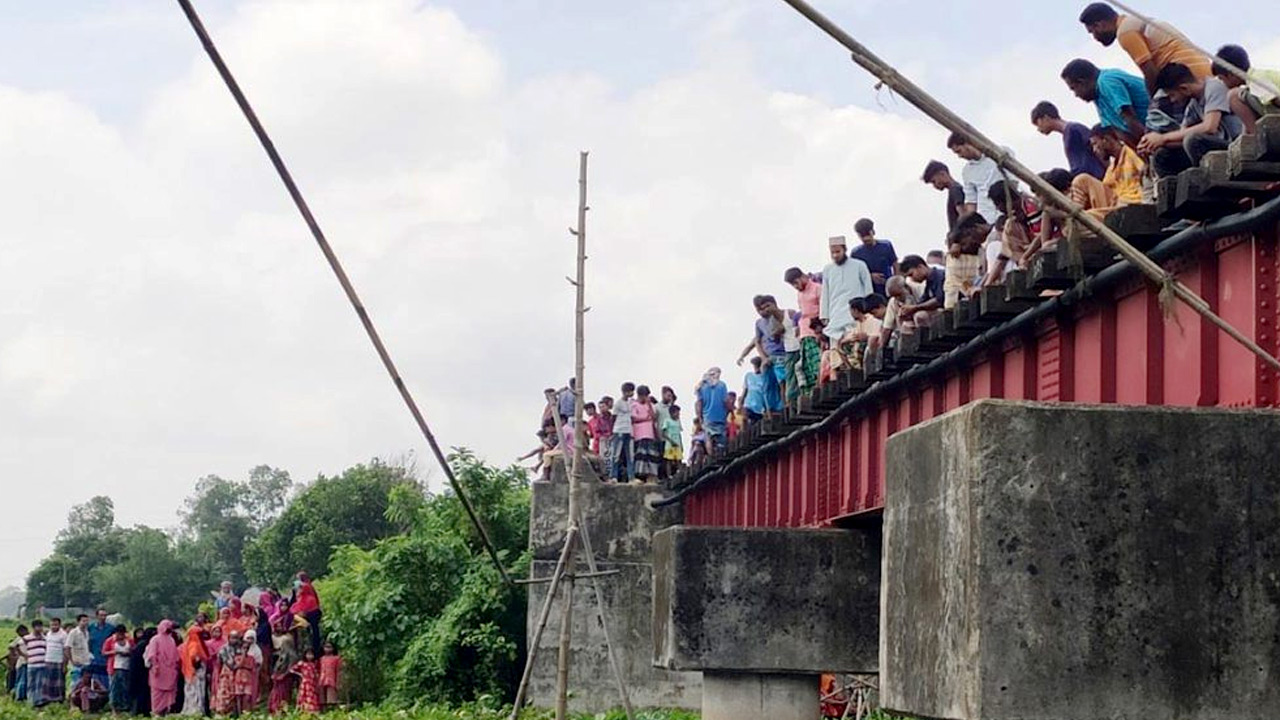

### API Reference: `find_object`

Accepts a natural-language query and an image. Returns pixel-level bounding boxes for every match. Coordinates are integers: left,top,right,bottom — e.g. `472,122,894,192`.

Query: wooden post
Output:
554,151,590,720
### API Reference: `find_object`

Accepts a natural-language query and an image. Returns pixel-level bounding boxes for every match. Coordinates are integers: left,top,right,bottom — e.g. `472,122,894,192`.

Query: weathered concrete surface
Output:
701,672,819,720
652,526,880,674
527,482,700,712
882,400,1280,720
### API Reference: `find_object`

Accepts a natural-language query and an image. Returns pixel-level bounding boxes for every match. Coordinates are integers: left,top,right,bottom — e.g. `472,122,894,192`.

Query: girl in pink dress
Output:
318,641,342,709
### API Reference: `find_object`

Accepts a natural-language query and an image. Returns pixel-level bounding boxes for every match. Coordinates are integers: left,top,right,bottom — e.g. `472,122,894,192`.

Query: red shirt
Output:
291,583,321,615
104,636,132,675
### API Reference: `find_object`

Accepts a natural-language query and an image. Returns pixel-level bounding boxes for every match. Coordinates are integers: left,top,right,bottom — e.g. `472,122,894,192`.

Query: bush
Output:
319,451,530,706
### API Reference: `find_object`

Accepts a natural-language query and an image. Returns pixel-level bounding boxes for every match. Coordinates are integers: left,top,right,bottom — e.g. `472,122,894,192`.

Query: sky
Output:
1,0,1278,590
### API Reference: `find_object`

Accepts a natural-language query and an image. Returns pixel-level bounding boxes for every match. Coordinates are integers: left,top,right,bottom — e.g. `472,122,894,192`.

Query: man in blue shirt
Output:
1061,59,1150,147
1030,101,1106,179
851,218,898,296
86,608,114,686
899,255,945,326
695,368,729,454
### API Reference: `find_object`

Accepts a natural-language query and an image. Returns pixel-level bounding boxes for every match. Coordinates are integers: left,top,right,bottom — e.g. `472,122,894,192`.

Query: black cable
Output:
173,0,513,585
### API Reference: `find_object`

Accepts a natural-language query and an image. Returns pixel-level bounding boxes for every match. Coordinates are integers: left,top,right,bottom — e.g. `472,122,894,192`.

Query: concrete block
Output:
702,672,819,720
652,527,880,674
527,561,701,712
882,400,1280,720
530,481,682,563
527,481,699,711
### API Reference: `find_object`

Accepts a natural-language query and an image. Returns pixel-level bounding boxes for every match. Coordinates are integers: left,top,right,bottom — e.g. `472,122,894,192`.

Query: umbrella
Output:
240,587,264,609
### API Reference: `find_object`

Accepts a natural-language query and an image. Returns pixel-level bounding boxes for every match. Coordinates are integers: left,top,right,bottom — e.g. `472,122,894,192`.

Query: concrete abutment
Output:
882,400,1280,720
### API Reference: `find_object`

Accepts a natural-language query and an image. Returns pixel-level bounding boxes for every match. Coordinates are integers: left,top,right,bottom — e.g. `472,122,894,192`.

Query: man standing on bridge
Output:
819,236,873,353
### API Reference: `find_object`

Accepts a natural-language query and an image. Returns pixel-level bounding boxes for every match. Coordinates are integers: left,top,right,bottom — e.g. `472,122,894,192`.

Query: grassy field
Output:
0,697,704,720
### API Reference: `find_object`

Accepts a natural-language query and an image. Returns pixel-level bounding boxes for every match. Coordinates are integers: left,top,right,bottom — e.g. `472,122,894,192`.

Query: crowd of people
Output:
5,574,341,716
524,5,1278,480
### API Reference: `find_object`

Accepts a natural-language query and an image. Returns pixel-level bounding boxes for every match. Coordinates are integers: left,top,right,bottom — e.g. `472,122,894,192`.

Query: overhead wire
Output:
173,0,512,585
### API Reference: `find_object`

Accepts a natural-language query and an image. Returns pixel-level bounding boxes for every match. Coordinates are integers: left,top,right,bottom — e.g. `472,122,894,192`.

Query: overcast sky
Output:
2,0,1277,590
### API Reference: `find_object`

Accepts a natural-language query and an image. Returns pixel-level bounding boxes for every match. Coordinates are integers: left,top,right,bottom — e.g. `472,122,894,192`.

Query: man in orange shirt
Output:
1079,3,1210,95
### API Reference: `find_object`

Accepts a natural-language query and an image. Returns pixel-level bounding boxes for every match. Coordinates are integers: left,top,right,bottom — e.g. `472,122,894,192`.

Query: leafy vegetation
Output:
243,461,418,587
320,450,530,705
19,461,413,626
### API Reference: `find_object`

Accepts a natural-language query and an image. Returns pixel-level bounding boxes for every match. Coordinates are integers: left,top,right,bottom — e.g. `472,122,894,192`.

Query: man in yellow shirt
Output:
1061,129,1146,223
1079,3,1210,95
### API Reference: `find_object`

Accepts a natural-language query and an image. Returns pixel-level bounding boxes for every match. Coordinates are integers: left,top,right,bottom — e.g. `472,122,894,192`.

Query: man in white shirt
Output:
42,617,68,704
819,236,873,348
946,132,1005,223
65,614,92,687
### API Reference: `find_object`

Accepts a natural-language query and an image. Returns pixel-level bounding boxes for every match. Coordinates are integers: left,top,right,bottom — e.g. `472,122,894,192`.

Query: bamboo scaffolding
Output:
778,0,1280,373
510,155,633,720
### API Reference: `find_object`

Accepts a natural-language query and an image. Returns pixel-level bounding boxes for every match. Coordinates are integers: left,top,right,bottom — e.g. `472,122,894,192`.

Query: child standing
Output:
610,384,635,482
631,385,661,482
292,648,321,714
688,419,708,465
318,642,341,710
589,398,615,482
661,404,684,476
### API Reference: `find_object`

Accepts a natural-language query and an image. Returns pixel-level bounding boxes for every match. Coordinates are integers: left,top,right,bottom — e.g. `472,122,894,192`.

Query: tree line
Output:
20,453,531,705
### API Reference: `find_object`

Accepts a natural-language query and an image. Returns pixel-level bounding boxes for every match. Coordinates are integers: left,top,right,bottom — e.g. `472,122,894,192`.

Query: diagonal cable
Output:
173,0,512,585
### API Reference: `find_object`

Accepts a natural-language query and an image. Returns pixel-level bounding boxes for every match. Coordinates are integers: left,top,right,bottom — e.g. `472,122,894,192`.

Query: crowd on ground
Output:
5,574,342,716
523,4,1280,480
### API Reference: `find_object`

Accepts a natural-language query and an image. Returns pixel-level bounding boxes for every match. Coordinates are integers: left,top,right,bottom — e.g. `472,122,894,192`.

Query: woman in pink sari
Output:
144,620,181,716
205,625,225,709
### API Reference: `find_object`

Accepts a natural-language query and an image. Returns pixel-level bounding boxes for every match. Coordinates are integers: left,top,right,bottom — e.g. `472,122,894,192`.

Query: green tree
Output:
25,497,125,610
319,451,530,705
94,527,209,623
243,460,417,588
180,466,291,587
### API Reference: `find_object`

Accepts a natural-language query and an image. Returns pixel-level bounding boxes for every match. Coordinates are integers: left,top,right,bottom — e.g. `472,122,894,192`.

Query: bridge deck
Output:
671,193,1280,529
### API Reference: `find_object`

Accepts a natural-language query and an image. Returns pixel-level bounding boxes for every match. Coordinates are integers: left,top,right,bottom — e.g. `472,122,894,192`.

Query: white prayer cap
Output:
829,235,847,247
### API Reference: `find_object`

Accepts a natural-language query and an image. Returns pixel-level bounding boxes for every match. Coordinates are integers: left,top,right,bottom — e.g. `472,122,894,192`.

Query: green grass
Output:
0,698,703,720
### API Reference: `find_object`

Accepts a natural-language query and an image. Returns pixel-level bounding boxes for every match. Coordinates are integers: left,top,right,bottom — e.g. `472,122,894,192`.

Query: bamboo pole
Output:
777,0,1280,373
554,573,574,720
1106,0,1280,100
554,152,591,720
576,513,636,720
509,525,578,718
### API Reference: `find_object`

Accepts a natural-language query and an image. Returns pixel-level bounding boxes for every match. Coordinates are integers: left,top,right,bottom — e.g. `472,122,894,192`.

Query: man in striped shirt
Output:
22,620,48,708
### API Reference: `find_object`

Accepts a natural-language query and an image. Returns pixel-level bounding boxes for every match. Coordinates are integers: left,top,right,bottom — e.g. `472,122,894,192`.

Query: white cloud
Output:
0,0,1122,588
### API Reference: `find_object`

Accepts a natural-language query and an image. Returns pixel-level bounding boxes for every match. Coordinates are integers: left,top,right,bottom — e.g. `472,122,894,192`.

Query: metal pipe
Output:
653,196,1280,509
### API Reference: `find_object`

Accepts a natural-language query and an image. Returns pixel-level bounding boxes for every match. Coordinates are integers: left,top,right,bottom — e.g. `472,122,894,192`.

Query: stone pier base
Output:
653,526,879,719
882,400,1280,720
527,481,700,712
702,672,818,720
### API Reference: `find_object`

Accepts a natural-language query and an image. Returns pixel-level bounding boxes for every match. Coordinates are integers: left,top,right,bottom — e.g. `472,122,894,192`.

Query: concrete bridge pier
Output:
882,400,1280,720
652,527,881,720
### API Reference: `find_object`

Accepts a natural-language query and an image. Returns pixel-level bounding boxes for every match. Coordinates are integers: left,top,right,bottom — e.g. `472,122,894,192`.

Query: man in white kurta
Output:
819,235,874,343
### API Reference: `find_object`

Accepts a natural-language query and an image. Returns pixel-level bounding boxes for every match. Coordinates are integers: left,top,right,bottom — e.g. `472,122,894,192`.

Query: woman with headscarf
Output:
243,630,264,709
130,628,155,716
248,604,272,709
204,625,225,715
268,623,298,715
289,572,323,658
212,630,241,715
178,627,208,716
143,620,181,716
